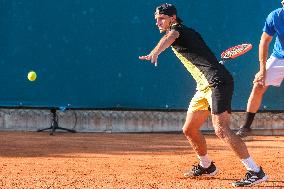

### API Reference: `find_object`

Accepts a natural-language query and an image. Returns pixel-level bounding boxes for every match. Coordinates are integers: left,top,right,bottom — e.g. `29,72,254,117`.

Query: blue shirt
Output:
263,8,284,58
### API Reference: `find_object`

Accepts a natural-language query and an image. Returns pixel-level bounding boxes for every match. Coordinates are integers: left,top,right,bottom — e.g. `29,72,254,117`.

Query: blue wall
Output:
0,0,283,110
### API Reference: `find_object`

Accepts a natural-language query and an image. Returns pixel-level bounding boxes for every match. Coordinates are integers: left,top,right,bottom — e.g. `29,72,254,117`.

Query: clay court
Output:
0,132,283,189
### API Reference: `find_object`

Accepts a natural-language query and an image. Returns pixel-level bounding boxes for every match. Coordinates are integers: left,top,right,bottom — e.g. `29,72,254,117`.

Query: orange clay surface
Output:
0,132,283,189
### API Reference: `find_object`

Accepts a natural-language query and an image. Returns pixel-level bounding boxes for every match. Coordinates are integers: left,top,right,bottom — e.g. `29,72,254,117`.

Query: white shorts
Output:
265,56,284,86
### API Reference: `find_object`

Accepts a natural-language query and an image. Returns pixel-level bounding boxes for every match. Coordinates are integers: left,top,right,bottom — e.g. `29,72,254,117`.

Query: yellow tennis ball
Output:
27,71,37,81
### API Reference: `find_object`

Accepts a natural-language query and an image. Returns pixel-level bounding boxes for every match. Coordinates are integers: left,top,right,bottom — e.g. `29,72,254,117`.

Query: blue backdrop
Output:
0,0,283,110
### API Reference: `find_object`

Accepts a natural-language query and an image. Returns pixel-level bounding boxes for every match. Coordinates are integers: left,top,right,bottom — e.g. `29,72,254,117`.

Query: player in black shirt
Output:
139,3,267,187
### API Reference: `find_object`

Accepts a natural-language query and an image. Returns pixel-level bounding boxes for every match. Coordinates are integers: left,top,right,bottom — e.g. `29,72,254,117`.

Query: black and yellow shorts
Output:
188,82,234,114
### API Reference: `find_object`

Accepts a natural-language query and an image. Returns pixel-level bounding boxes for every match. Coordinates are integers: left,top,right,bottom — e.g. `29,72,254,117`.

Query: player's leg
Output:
210,81,267,187
237,56,284,138
236,84,268,138
246,84,269,113
182,110,209,157
209,82,252,159
183,89,218,177
211,111,268,187
212,111,250,158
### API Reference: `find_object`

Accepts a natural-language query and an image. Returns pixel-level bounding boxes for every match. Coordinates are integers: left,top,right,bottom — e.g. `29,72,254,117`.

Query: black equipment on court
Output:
37,108,76,135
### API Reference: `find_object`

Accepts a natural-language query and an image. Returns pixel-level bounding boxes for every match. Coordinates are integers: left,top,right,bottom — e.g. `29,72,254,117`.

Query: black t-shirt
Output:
170,23,233,91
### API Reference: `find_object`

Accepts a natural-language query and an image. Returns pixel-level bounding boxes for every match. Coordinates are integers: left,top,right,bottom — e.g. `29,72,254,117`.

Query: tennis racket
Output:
219,43,252,64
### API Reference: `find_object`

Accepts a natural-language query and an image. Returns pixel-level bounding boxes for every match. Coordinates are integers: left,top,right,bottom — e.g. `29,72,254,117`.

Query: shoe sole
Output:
232,175,268,187
184,168,218,177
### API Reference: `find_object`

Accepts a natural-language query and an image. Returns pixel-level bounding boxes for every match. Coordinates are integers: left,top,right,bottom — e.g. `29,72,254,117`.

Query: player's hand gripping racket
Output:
219,43,252,64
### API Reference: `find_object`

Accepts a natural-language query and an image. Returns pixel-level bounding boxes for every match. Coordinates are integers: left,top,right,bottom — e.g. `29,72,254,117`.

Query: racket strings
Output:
221,44,251,59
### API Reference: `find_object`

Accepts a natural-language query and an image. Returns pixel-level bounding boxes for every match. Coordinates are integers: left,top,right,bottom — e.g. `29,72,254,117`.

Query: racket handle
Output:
155,62,158,67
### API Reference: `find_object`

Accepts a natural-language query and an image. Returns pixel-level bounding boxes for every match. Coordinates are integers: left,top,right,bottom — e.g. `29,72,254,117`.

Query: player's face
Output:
155,14,173,33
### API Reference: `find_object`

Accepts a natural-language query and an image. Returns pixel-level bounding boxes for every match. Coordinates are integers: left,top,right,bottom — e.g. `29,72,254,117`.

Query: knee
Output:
182,123,194,138
182,124,190,136
214,127,228,140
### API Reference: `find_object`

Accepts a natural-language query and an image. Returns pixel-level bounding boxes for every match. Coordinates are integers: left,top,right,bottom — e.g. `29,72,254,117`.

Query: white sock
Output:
241,157,260,172
197,154,212,168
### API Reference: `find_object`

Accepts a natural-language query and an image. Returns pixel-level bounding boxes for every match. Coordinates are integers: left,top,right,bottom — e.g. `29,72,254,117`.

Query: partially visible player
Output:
236,1,284,138
139,3,267,187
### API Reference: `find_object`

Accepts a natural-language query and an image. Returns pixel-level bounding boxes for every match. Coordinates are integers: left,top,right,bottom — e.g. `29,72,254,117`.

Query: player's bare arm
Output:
254,32,273,85
139,30,179,64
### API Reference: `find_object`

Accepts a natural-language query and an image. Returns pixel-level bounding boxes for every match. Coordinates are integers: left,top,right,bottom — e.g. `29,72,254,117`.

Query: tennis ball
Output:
27,71,37,81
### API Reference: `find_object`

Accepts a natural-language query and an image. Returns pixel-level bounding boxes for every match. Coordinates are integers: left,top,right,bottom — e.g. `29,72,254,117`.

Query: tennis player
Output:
236,1,284,138
139,3,267,187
